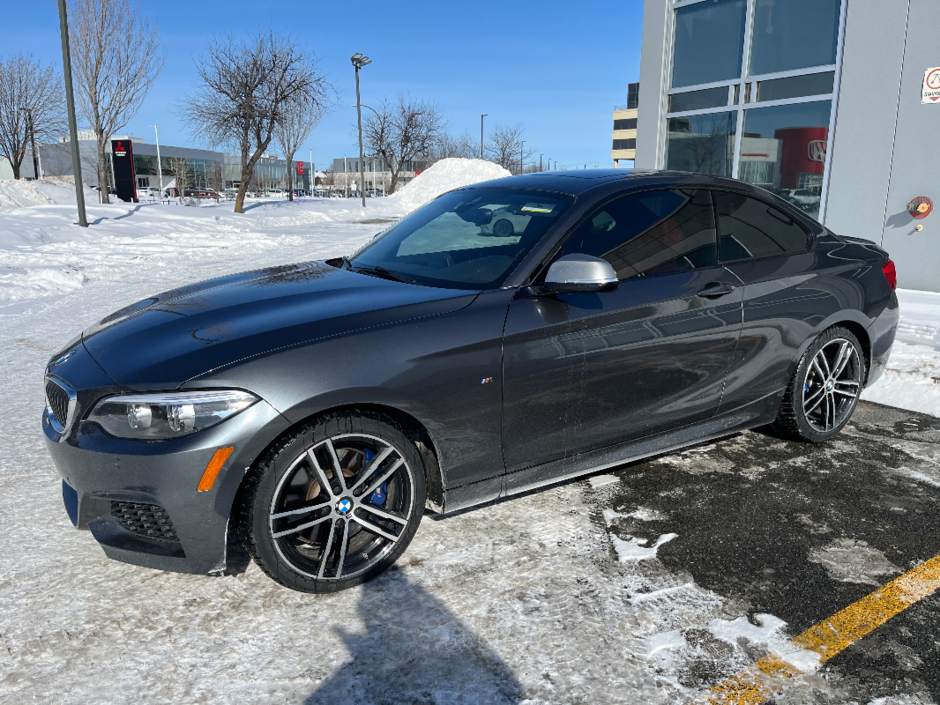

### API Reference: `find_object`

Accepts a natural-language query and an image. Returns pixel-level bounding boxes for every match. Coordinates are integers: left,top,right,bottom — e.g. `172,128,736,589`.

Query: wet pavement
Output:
589,401,940,704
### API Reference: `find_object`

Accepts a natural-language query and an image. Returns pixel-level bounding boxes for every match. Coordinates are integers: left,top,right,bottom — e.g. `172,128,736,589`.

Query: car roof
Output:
459,168,711,196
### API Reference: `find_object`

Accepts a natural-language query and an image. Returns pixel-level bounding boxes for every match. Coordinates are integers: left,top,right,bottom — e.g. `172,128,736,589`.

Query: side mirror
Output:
539,254,619,294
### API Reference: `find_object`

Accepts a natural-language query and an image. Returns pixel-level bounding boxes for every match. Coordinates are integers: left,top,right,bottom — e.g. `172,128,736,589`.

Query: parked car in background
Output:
43,169,899,594
479,204,533,237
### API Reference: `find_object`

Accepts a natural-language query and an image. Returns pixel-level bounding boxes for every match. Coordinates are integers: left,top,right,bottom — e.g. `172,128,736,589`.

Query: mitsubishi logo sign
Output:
807,140,827,163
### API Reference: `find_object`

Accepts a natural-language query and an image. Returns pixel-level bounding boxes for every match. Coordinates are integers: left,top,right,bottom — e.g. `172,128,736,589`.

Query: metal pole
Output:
56,0,87,226
152,125,163,198
540,154,543,172
344,154,348,198
309,147,313,194
355,65,366,207
480,114,487,159
520,141,524,174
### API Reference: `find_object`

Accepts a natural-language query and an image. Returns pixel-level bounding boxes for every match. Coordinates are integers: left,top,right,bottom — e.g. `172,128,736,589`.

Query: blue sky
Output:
3,0,643,170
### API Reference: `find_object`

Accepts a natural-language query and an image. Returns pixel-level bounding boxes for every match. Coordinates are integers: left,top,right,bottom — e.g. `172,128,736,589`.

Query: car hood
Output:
82,261,479,389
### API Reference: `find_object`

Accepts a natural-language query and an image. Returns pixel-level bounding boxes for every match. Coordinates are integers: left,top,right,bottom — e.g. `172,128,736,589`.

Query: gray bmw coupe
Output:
43,170,898,593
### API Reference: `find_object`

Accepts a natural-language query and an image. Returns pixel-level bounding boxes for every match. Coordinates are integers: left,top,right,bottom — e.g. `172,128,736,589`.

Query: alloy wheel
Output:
269,433,415,581
801,338,861,433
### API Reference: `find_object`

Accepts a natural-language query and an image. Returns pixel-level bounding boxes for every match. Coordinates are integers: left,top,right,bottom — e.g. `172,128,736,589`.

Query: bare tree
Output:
0,54,65,179
321,169,335,195
363,95,444,194
431,130,475,162
69,0,165,203
169,155,190,203
181,31,329,213
275,93,324,201
486,123,536,175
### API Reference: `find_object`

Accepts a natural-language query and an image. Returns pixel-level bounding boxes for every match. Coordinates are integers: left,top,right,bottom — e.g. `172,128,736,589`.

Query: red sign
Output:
297,161,304,175
414,169,424,176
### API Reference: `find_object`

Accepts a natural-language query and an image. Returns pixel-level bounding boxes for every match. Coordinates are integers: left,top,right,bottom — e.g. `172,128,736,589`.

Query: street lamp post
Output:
480,114,487,160
540,154,543,172
56,0,87,226
150,124,163,198
351,53,372,207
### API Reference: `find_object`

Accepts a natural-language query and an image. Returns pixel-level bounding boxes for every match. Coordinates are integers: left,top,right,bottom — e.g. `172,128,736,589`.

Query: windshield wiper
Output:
350,264,416,285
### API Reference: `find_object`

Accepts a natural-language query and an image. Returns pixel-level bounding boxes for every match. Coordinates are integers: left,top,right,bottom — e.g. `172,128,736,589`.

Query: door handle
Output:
695,282,736,299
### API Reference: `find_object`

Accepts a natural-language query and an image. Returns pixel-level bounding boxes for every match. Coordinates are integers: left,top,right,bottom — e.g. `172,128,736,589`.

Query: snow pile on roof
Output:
386,158,511,213
0,179,92,212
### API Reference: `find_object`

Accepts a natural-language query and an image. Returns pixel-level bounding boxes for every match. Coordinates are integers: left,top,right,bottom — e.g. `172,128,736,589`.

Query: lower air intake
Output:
110,501,179,542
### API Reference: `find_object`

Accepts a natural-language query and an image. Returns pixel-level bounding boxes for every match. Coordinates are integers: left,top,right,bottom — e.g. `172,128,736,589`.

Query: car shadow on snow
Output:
305,568,522,705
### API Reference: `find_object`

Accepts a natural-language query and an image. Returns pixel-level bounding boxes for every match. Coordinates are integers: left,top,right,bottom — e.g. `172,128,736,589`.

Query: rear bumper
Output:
44,399,290,575
866,290,900,387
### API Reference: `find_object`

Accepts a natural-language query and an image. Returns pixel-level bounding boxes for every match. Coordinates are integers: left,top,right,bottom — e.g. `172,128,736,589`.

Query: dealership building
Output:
10,132,314,194
636,0,939,291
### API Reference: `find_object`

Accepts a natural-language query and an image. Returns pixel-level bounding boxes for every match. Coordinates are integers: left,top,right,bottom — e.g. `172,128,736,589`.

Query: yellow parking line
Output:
707,553,940,704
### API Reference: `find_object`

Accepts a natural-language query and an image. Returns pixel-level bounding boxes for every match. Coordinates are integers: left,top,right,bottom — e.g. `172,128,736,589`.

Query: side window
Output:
715,191,810,262
557,189,717,280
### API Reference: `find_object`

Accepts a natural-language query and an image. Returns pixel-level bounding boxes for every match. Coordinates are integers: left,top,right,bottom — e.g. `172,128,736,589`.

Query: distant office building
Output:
636,0,939,290
9,136,313,194
329,156,432,193
612,82,639,168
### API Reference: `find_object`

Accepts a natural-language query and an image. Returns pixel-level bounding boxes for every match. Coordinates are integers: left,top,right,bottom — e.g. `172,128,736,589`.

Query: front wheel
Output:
237,411,426,593
771,326,866,442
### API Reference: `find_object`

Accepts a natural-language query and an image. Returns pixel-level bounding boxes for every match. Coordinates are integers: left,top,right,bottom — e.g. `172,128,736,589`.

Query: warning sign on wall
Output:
923,67,940,103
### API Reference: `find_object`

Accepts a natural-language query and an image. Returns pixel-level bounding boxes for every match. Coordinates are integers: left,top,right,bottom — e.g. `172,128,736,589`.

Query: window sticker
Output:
521,203,556,214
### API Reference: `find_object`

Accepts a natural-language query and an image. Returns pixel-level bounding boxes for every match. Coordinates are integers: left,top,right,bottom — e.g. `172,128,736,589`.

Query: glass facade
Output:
663,0,843,219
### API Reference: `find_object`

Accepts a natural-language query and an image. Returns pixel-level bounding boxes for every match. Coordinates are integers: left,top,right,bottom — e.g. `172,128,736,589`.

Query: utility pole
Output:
351,53,371,207
151,125,163,198
480,114,487,160
56,0,87,227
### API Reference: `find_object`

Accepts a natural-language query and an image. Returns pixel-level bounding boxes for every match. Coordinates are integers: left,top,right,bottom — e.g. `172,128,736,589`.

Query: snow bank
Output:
386,158,511,212
861,289,940,417
0,179,94,212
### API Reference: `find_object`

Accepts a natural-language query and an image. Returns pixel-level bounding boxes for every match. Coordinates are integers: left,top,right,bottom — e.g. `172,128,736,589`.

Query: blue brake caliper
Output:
363,449,387,509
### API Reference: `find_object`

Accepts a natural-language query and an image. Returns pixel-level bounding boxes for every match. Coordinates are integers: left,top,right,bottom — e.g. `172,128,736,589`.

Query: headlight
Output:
88,390,259,439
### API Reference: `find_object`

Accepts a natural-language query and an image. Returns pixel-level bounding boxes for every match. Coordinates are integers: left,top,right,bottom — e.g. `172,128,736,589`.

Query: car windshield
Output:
348,188,575,290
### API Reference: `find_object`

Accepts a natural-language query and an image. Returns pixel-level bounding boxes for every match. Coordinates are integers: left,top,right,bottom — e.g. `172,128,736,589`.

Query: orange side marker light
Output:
197,447,234,492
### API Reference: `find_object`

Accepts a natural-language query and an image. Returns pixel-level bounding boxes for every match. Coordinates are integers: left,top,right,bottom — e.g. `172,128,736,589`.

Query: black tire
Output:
492,218,514,237
237,410,426,593
771,326,866,443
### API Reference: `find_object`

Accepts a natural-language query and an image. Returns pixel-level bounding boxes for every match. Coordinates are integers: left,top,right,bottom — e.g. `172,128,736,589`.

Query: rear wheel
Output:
771,326,866,442
237,411,426,593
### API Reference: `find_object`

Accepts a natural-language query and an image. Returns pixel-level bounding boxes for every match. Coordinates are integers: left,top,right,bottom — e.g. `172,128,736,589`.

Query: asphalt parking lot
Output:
594,400,940,704
2,399,939,704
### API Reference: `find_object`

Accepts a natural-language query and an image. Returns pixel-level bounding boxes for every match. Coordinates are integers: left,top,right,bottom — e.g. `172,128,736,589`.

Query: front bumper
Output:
44,396,290,575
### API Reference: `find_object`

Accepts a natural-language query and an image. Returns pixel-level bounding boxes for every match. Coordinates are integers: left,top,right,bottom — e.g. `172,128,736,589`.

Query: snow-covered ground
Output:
0,160,938,702
861,289,940,417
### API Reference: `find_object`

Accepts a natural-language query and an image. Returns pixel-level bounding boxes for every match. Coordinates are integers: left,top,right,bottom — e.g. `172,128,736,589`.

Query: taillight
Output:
882,259,897,291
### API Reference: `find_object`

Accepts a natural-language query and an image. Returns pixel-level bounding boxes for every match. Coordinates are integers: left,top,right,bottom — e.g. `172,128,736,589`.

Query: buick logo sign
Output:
807,140,827,163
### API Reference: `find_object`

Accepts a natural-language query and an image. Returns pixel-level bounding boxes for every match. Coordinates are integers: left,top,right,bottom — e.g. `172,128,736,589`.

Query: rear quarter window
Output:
714,191,811,262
